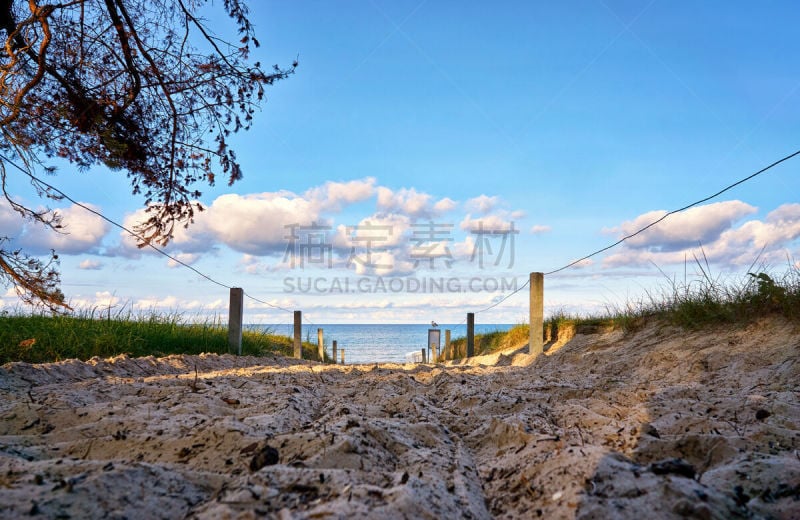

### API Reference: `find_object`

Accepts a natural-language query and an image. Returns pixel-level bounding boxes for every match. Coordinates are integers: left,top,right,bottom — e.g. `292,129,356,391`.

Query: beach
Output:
1,317,798,518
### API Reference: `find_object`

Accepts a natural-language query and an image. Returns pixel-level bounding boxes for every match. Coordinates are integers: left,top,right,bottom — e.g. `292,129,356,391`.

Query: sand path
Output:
1,318,798,518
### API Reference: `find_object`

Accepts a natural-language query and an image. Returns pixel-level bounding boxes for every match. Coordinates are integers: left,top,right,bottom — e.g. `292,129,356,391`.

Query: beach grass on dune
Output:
0,309,325,365
448,264,800,361
3,263,799,365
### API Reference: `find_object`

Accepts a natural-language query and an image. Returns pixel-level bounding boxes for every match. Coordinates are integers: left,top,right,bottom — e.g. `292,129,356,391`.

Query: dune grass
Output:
0,310,325,365
448,263,800,361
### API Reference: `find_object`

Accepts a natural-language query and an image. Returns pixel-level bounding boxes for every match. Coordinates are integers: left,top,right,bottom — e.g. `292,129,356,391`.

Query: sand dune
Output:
1,317,798,518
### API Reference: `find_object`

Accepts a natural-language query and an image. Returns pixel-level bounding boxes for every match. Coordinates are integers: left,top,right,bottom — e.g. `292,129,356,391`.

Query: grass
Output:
0,309,327,365
448,262,800,361
447,323,530,360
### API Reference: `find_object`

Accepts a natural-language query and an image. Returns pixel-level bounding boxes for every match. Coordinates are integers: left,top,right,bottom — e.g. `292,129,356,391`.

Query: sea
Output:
248,323,515,365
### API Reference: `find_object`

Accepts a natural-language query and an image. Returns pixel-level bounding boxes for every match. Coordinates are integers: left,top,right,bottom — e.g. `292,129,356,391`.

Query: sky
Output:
2,0,800,325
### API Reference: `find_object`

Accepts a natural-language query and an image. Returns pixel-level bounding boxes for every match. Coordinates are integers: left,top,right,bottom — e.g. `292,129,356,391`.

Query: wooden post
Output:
317,328,324,362
293,311,302,359
340,349,345,365
228,287,244,355
445,329,451,361
466,313,475,358
432,343,438,363
332,340,337,364
529,272,544,357
421,348,426,364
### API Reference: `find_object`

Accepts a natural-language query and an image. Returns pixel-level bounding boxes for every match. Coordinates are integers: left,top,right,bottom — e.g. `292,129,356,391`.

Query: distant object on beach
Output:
431,321,438,328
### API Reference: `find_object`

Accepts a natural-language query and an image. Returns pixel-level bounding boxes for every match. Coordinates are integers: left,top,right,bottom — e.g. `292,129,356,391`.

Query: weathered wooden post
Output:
228,287,244,355
466,313,475,358
340,349,345,365
293,311,302,359
332,340,337,364
421,348,426,364
529,272,544,356
432,343,438,363
445,329,451,361
317,328,324,362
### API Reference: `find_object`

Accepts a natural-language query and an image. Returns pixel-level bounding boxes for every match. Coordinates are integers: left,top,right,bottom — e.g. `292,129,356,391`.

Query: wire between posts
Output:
468,146,800,315
0,153,294,315
544,147,800,276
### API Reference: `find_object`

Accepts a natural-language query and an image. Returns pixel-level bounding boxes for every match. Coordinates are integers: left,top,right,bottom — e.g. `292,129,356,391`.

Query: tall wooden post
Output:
228,288,244,355
332,340,337,364
293,311,302,359
340,349,345,365
317,328,324,362
466,313,475,358
529,272,544,356
421,348,426,364
445,329,451,361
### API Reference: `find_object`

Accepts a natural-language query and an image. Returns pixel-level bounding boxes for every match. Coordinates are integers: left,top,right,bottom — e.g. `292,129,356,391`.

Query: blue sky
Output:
2,1,800,324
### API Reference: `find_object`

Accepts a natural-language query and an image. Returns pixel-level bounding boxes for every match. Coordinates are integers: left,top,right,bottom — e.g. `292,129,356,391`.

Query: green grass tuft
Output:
447,263,800,361
0,310,325,365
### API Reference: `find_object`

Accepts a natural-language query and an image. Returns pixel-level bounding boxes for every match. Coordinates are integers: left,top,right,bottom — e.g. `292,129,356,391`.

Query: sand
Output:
0,317,798,519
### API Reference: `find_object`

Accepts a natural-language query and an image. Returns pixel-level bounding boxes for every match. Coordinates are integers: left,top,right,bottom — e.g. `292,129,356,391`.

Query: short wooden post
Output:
466,313,475,358
228,287,244,355
332,340,337,364
445,329,451,360
317,328,324,362
421,348,426,364
432,343,438,363
529,272,544,356
293,311,302,359
340,349,345,365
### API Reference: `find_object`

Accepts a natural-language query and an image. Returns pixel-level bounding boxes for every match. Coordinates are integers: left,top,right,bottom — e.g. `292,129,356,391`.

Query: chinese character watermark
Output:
469,221,519,269
409,221,454,269
283,222,333,268
345,221,394,270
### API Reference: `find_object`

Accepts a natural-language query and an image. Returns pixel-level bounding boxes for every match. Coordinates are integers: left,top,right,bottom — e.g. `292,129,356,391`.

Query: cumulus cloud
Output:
166,253,200,268
603,200,757,252
465,195,499,214
603,202,800,268
375,187,431,217
0,202,24,239
78,259,104,270
433,197,457,213
304,178,376,212
460,213,520,233
13,203,110,255
114,180,515,274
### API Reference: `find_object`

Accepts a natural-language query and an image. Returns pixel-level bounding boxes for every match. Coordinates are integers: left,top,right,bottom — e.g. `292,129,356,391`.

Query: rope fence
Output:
1,145,798,362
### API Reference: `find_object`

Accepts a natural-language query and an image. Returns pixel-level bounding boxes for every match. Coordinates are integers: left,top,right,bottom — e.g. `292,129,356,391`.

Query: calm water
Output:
249,323,515,364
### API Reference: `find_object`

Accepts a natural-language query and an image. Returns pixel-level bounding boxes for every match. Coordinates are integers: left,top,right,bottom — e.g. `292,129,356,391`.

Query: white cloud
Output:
572,258,593,269
68,291,120,310
133,295,180,310
78,259,103,270
603,200,757,252
304,178,376,212
166,253,200,268
376,187,434,217
465,195,499,214
14,203,110,255
460,213,520,233
530,225,551,235
0,202,24,238
334,214,411,249
603,202,800,268
433,197,457,213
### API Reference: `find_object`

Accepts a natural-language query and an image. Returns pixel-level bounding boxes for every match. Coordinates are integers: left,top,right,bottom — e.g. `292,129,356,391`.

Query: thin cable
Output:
1,153,294,313
474,278,529,314
471,146,800,315
545,147,800,275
